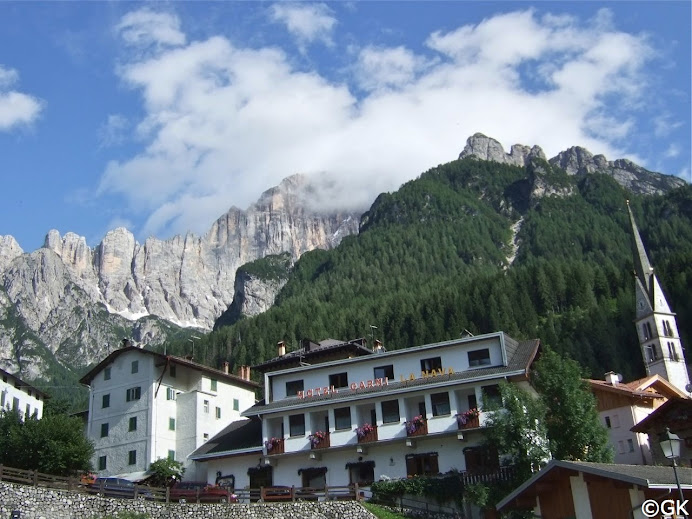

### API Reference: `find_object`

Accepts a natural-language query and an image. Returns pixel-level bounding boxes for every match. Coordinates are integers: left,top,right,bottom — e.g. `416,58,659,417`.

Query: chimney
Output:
239,365,251,381
374,339,383,352
604,371,621,385
222,361,230,374
121,338,132,349
278,341,286,357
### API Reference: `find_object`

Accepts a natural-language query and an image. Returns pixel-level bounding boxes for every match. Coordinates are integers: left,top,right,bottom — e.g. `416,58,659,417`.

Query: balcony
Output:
265,438,285,455
309,431,330,450
406,419,428,437
456,412,480,430
357,425,378,444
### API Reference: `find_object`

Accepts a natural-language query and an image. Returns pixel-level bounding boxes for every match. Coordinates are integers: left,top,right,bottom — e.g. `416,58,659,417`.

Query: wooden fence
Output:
0,465,362,504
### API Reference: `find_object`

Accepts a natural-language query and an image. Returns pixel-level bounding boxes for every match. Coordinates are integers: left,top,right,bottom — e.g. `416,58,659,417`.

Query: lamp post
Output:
660,427,687,517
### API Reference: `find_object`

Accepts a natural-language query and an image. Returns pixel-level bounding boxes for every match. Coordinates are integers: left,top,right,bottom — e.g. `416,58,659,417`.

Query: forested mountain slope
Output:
166,156,692,382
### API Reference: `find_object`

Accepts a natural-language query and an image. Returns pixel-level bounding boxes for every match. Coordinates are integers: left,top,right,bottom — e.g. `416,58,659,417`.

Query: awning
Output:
297,467,327,476
345,460,375,470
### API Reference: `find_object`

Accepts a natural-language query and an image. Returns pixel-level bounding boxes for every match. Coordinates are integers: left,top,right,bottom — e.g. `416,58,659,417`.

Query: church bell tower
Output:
627,201,690,394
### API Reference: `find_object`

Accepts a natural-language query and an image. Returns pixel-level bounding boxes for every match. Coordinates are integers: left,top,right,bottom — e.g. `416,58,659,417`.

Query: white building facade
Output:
191,332,539,492
80,346,259,480
0,367,47,420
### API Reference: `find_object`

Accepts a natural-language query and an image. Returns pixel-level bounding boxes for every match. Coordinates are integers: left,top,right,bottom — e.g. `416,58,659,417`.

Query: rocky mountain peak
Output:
459,133,546,167
459,134,686,196
0,235,23,273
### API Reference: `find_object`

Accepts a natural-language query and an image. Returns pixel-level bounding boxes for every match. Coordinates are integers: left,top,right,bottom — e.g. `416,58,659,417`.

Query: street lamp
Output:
660,427,687,516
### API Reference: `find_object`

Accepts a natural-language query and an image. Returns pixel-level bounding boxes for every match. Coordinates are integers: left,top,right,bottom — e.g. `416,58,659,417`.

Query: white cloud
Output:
664,143,680,158
269,3,336,49
99,8,664,240
98,114,129,148
0,65,43,132
116,9,186,51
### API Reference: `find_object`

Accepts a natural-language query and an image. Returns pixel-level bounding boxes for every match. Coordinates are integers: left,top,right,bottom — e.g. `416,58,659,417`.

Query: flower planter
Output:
406,421,428,437
458,415,480,430
310,432,330,450
357,426,378,443
265,438,284,454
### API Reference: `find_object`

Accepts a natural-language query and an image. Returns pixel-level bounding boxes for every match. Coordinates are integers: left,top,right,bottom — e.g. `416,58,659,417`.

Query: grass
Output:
362,502,409,519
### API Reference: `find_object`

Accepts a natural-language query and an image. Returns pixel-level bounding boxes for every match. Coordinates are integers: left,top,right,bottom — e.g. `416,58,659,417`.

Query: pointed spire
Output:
626,200,653,301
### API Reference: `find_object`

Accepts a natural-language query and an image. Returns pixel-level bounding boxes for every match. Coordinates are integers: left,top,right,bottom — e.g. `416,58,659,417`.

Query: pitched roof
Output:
631,397,692,433
497,460,692,512
78,346,260,390
243,338,540,416
587,378,663,400
0,366,50,399
252,338,374,372
188,418,263,460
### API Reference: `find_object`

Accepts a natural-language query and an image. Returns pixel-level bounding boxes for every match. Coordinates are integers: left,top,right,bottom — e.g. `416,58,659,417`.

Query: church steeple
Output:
627,201,690,394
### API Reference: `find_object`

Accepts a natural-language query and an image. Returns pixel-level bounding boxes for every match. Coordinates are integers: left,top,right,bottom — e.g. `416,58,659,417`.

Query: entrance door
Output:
248,467,273,501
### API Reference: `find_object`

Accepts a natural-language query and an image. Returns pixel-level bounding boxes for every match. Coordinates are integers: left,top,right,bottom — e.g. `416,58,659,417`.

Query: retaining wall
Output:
0,482,375,519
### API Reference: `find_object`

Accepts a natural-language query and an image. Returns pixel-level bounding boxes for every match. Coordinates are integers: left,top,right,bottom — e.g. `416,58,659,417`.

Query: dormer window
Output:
468,349,491,367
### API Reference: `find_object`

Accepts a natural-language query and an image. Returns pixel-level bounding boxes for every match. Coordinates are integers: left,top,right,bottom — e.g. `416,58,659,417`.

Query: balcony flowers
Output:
264,437,282,452
356,423,375,439
308,430,327,448
456,408,480,426
405,415,425,434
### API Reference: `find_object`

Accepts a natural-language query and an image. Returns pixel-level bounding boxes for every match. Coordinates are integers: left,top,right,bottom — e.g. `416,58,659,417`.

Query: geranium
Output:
308,430,327,447
405,415,425,434
264,437,282,452
456,408,480,425
356,423,375,439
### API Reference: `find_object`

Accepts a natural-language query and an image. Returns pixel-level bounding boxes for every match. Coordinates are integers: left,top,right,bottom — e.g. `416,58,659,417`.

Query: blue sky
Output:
1,1,689,252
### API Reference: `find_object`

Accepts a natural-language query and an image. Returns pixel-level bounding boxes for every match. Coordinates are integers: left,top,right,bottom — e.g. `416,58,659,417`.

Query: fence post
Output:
260,486,265,501
354,482,359,501
0,465,4,481
196,487,200,503
291,485,295,501
166,486,170,503
32,470,38,487
325,484,330,501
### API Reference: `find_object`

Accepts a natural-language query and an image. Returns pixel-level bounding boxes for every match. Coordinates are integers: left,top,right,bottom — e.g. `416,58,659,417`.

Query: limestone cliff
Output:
0,174,360,377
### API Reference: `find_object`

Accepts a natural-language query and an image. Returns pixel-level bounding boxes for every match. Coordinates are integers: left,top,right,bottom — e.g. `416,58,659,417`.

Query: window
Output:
627,439,635,452
468,349,491,367
131,360,138,374
215,407,221,419
203,400,209,413
286,380,304,396
431,392,451,416
645,344,658,363
618,440,625,454
129,416,137,432
611,414,620,428
468,394,478,410
0,391,4,407
374,365,394,380
167,450,175,461
420,357,442,373
203,433,209,441
381,400,400,424
663,320,674,337
210,379,218,391
642,323,649,340
169,418,176,431
128,450,136,465
12,397,18,411
100,423,109,438
668,342,679,361
329,372,349,389
126,387,141,402
104,367,111,381
481,385,501,409
406,453,439,477
170,365,177,378
233,398,239,411
289,414,305,437
348,462,375,486
334,406,352,430
102,394,110,408
98,456,107,471
166,387,176,401
646,322,653,340
605,416,612,428
25,404,30,419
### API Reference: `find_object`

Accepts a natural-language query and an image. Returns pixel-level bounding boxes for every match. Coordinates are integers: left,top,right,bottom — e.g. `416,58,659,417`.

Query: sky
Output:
0,1,690,252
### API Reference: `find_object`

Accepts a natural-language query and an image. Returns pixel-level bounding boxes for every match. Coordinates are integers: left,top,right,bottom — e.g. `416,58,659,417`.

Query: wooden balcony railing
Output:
457,415,480,430
357,425,378,443
406,420,428,437
460,466,516,485
266,438,284,454
310,432,330,450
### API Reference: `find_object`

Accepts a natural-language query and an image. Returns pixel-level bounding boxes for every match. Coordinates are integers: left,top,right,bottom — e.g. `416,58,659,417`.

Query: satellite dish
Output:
685,383,692,394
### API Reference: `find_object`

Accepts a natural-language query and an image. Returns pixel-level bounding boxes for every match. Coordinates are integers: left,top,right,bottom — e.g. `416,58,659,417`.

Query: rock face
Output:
0,174,360,377
460,133,686,195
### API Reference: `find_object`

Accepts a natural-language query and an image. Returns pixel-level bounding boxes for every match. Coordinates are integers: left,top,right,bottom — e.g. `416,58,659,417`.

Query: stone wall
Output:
0,482,375,519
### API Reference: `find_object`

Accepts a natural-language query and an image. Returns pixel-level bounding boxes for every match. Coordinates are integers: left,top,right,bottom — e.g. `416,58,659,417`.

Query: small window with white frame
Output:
166,387,176,401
